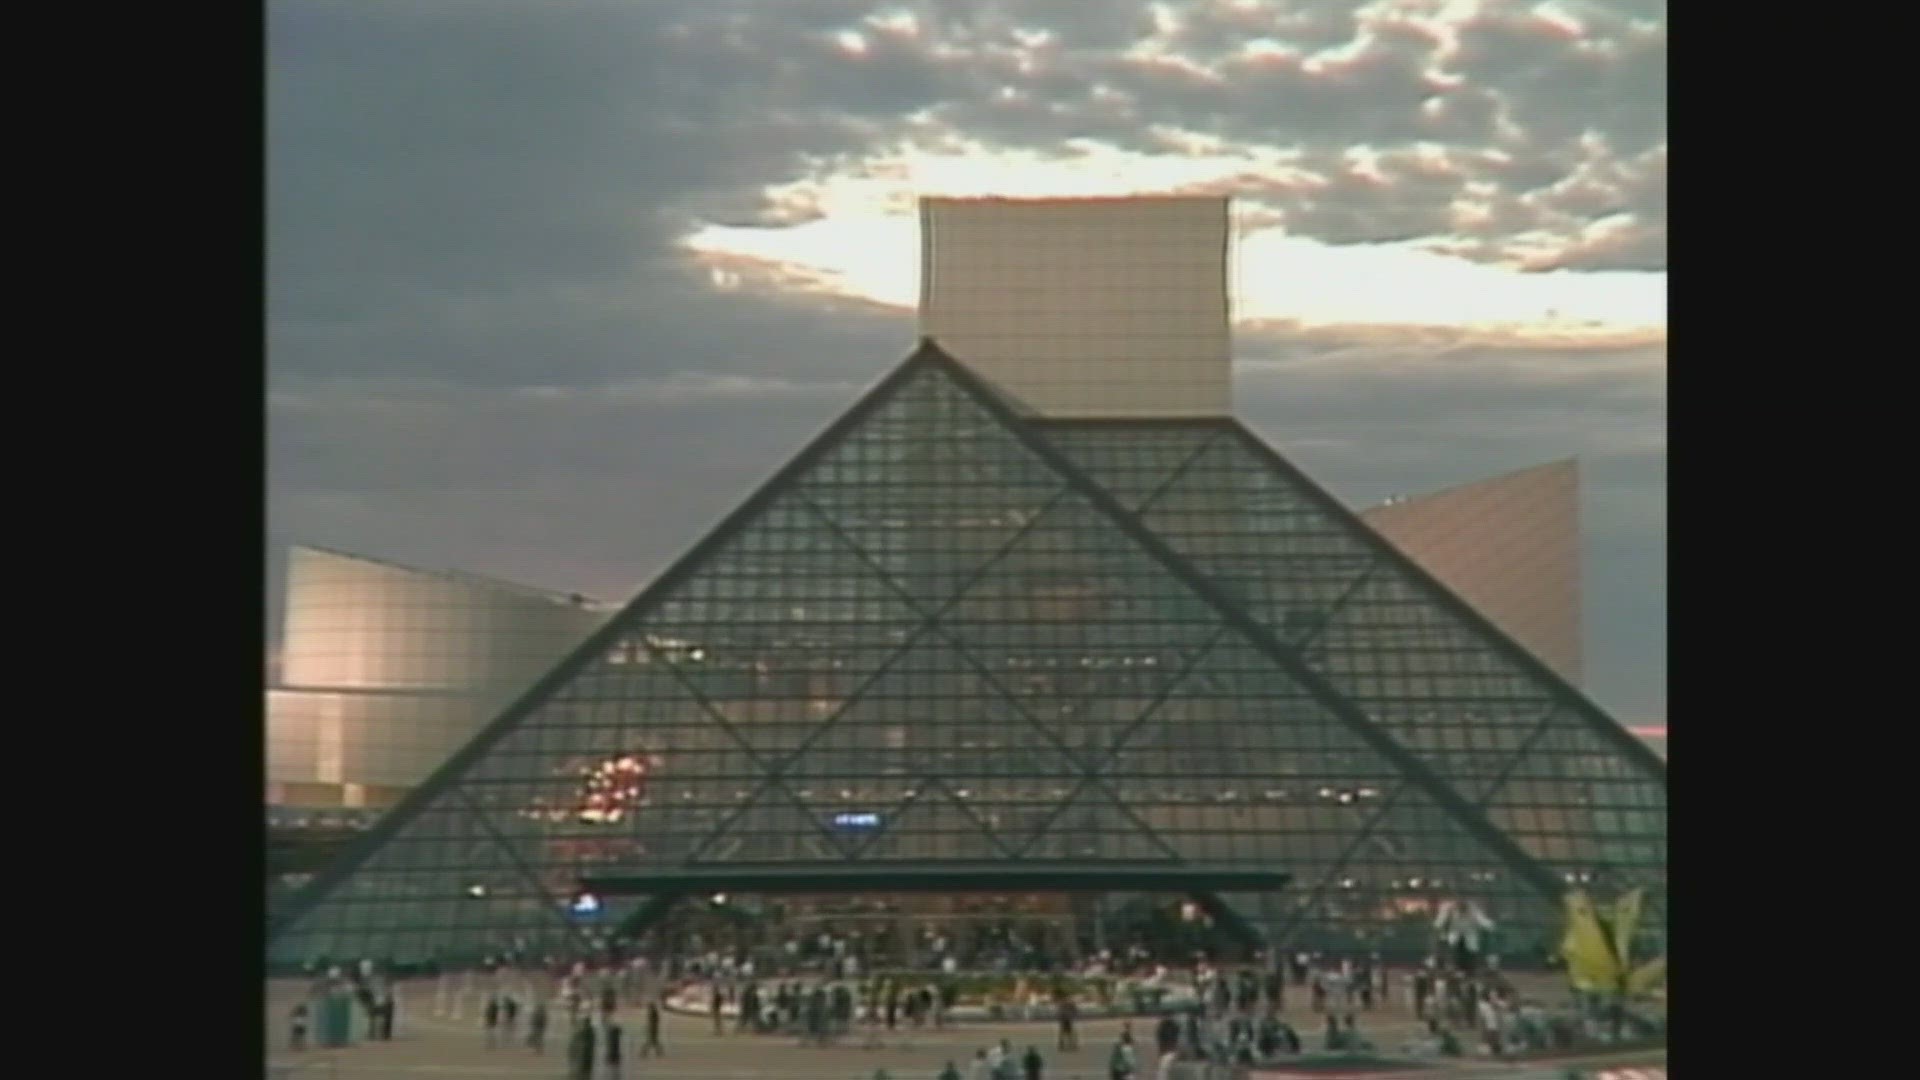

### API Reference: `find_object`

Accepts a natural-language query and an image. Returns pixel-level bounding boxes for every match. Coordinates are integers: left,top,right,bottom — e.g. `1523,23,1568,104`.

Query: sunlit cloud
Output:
680,139,1665,344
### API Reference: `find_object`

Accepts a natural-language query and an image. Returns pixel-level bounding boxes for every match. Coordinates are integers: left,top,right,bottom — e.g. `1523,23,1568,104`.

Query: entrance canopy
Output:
580,860,1289,897
579,861,1289,944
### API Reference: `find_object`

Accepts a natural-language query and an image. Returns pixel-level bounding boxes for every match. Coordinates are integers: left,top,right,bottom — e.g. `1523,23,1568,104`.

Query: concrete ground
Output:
265,975,1665,1080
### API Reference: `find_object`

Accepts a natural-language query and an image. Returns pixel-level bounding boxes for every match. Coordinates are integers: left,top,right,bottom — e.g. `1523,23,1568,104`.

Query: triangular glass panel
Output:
686,782,852,864
849,781,1014,862
1018,783,1180,863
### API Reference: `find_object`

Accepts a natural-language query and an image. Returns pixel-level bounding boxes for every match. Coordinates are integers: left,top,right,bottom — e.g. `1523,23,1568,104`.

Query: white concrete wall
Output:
919,196,1232,417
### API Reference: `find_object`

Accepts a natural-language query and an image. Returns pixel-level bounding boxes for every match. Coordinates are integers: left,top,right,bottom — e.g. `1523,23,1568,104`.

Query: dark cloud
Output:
848,2,1665,266
978,0,1166,52
1451,9,1667,156
271,1,920,392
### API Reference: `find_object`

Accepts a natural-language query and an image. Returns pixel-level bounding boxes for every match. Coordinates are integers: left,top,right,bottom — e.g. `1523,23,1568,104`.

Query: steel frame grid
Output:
270,341,1666,965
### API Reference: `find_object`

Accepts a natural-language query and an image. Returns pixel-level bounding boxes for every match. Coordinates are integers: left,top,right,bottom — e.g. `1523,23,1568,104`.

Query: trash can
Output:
316,992,355,1048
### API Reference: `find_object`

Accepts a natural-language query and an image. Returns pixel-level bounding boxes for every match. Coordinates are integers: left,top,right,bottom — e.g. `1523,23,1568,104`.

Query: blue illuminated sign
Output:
831,812,883,830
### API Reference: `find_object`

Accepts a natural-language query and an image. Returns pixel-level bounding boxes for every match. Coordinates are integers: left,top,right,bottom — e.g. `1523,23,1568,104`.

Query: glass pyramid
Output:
269,342,1666,968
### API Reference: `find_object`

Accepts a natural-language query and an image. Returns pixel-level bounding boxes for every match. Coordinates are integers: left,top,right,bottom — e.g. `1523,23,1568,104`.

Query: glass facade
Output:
269,344,1666,968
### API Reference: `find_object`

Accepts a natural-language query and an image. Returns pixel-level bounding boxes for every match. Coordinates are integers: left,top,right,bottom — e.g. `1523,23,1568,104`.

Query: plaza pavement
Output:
266,975,1664,1080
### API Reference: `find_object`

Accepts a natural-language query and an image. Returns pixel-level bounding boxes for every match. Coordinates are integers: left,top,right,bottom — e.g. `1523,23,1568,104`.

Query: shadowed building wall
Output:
1361,460,1583,686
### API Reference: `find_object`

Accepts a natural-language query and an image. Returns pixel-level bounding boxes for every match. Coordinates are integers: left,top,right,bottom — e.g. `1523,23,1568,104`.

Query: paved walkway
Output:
266,976,1664,1080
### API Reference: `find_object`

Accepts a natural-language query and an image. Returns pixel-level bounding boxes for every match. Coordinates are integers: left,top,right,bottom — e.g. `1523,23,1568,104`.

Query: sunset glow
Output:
681,142,1666,343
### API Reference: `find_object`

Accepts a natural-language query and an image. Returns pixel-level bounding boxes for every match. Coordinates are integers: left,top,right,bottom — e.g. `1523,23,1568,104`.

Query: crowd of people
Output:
285,932,1644,1077
473,965,669,1079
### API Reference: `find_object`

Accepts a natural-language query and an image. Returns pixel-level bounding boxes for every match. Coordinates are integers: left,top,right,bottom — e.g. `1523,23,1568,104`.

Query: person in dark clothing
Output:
741,982,761,1033
1155,1014,1179,1056
1056,998,1078,1050
601,983,617,1019
289,1002,309,1051
603,1020,625,1078
804,986,826,1045
641,1001,664,1057
885,984,899,1031
569,1020,597,1080
483,995,502,1049
832,983,854,1041
1022,1044,1044,1080
529,1001,549,1052
710,984,725,1035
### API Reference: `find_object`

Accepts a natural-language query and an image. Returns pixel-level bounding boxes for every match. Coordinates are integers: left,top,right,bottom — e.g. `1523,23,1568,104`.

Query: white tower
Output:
919,196,1233,418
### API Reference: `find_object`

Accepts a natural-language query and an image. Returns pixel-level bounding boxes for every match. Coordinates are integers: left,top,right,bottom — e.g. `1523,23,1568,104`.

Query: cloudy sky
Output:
268,0,1666,721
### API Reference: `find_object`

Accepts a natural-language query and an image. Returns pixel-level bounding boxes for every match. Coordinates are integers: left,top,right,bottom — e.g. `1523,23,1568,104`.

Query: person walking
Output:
528,999,549,1052
1022,1044,1044,1080
741,981,761,1033
1321,1013,1343,1052
937,1061,963,1080
1476,993,1505,1058
1107,1037,1137,1079
990,1038,1017,1080
641,1000,664,1057
288,1002,309,1051
569,1017,597,1080
1056,997,1077,1051
603,1018,625,1079
483,993,501,1049
710,982,725,1036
